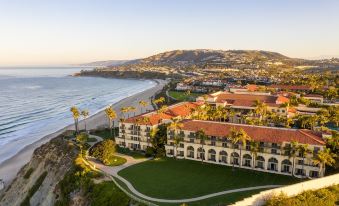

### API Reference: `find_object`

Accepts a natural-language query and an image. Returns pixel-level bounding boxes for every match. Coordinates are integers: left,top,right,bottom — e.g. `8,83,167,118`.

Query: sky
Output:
0,0,338,66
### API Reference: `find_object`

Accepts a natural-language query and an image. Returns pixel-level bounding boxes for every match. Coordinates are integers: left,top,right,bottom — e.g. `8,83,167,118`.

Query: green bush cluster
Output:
23,168,34,179
89,181,130,206
21,171,48,206
90,139,116,165
265,184,339,206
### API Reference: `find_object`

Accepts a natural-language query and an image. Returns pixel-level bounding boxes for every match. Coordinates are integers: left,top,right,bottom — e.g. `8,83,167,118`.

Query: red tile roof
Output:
180,120,325,146
124,102,201,126
213,92,288,107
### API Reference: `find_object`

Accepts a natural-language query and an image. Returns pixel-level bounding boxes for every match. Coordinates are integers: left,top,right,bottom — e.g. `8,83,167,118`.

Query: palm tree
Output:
135,118,143,149
229,127,240,170
149,127,159,149
237,129,251,168
196,129,207,163
313,148,336,177
287,140,299,177
173,135,183,159
153,97,165,107
142,116,151,147
81,109,89,132
129,106,137,117
121,107,129,118
105,107,117,138
157,105,168,124
119,117,127,147
70,106,80,134
253,100,267,123
169,118,183,158
298,144,311,178
250,141,260,168
139,100,149,113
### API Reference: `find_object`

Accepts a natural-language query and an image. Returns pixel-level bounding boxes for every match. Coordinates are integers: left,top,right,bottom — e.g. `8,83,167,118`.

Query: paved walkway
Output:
87,150,282,203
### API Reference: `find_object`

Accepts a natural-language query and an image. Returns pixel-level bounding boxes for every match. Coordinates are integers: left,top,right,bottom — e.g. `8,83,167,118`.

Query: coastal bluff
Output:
0,135,78,206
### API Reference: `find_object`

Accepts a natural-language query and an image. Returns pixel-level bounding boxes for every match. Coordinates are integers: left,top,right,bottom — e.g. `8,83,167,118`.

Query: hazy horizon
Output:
1,0,339,66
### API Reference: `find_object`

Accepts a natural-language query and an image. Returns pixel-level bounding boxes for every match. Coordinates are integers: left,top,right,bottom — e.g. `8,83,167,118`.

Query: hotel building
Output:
196,91,293,122
165,119,326,178
116,102,200,150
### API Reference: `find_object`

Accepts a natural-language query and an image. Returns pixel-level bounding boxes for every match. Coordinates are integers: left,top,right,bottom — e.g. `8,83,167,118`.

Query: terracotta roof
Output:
180,120,325,146
124,102,201,126
213,92,288,107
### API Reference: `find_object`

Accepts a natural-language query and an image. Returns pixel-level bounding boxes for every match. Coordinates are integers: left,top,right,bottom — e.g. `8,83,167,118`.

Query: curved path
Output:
87,150,282,203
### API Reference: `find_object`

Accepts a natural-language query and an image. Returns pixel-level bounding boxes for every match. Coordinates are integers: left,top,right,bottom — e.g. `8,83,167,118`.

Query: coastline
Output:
0,78,167,185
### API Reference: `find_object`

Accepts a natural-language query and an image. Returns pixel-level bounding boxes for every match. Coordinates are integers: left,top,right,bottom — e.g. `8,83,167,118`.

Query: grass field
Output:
106,155,127,166
168,91,201,101
118,158,299,200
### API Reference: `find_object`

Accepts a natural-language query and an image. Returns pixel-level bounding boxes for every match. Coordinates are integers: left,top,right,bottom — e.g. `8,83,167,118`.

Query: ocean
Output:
0,67,156,163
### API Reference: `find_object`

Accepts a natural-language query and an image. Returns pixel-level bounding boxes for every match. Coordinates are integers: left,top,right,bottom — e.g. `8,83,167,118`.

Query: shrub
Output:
90,139,116,165
21,171,48,206
145,147,155,157
23,168,34,179
265,185,339,206
89,181,129,206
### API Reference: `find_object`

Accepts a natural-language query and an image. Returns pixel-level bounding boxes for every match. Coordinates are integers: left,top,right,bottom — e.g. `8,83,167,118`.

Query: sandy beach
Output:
0,79,167,185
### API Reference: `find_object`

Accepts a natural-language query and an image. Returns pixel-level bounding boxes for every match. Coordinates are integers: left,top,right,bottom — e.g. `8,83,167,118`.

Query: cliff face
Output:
0,136,78,206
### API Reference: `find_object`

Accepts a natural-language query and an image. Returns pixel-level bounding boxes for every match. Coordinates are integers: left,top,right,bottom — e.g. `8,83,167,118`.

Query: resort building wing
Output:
165,119,325,178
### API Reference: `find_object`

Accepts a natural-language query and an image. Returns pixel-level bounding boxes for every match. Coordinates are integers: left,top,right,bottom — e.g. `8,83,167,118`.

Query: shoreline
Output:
0,78,167,185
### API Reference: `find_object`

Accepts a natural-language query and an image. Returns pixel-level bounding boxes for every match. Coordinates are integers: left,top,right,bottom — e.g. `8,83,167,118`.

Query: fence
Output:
231,173,339,206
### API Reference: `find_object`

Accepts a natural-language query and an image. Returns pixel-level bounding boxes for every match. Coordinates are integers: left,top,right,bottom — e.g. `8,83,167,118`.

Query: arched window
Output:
231,152,239,165
255,156,265,169
187,146,194,158
281,159,292,173
197,147,205,160
268,157,278,171
243,154,252,167
219,151,228,163
208,149,216,161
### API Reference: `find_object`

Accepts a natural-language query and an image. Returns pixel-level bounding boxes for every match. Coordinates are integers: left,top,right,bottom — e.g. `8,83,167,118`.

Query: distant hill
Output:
80,49,339,71
139,49,293,67
78,59,138,67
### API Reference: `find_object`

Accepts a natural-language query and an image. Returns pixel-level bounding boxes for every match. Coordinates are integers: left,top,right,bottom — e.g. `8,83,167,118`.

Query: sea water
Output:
0,67,156,163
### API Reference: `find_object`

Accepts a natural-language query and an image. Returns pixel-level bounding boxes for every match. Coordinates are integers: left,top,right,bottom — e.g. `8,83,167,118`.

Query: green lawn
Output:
168,91,201,101
90,128,118,139
118,158,299,200
116,146,146,159
106,155,127,166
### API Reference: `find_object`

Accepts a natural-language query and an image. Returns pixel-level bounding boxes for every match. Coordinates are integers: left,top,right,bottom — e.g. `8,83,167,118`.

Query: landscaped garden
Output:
118,158,299,201
168,91,201,102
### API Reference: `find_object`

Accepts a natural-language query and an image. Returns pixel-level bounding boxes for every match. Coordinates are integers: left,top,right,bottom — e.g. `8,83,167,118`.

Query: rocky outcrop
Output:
0,136,78,206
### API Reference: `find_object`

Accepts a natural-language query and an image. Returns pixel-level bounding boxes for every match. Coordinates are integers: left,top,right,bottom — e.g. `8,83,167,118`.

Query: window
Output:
271,149,277,154
281,109,285,112
190,138,194,143
222,142,228,148
244,159,251,167
309,171,319,178
257,161,264,169
179,143,184,148
282,165,290,173
298,159,304,165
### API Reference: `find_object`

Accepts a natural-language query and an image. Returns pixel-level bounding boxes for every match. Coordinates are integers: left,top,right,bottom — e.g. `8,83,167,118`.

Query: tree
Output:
135,118,143,149
313,148,336,176
253,100,267,123
236,129,251,168
129,106,136,117
287,141,299,177
229,127,240,170
105,107,117,138
76,132,89,149
196,129,207,163
298,144,311,178
81,109,89,132
173,135,183,159
120,107,129,118
90,139,116,165
138,100,149,113
70,106,80,134
169,118,183,158
250,141,260,168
